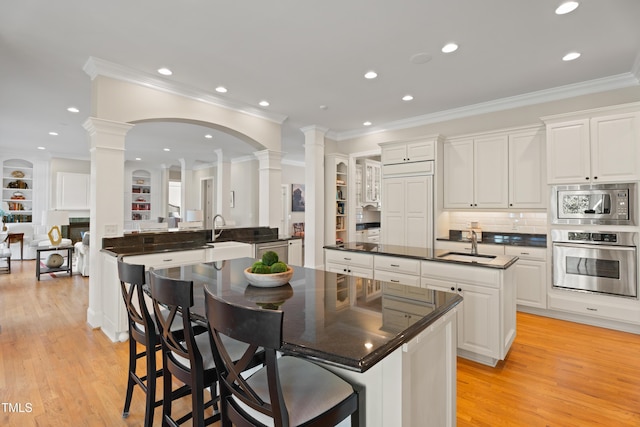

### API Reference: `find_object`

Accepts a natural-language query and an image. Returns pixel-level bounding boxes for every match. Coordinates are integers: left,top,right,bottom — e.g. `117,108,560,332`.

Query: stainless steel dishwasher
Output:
254,240,288,263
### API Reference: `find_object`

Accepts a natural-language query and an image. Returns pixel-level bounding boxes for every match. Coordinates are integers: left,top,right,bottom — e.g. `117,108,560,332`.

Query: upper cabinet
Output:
443,135,509,209
508,128,546,209
381,139,435,165
2,158,34,223
361,159,381,206
544,105,640,184
443,127,545,210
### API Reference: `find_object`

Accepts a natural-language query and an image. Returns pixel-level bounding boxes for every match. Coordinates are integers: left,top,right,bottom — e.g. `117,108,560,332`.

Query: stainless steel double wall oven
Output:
551,183,638,299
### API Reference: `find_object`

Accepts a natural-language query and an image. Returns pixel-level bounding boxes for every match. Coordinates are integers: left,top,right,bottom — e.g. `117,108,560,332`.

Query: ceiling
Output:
1,1,639,167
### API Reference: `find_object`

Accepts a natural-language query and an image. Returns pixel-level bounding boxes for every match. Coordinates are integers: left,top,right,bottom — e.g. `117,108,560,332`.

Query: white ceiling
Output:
1,1,639,167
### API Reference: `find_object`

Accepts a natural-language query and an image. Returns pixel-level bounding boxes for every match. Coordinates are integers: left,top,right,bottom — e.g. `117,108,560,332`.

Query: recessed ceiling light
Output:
319,105,328,110
215,86,228,93
364,71,378,79
402,95,414,101
37,146,46,150
157,67,172,76
259,100,270,107
556,1,579,15
163,148,171,152
67,107,79,113
363,121,372,126
205,134,213,139
135,157,142,161
441,43,458,53
563,52,581,61
49,131,58,136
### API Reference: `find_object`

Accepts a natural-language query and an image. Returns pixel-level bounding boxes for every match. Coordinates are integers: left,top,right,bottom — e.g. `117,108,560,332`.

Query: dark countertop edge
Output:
281,295,463,373
324,244,517,269
436,237,547,248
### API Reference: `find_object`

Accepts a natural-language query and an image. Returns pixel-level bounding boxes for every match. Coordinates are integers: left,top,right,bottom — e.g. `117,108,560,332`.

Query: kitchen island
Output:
325,242,518,367
152,257,462,426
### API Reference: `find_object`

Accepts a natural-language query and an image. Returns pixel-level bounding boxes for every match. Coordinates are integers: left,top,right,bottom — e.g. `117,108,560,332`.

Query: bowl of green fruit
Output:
244,250,293,288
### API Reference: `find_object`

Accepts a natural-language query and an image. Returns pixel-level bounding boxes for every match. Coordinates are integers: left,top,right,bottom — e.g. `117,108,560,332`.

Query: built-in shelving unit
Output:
131,170,151,221
325,154,349,246
2,158,33,223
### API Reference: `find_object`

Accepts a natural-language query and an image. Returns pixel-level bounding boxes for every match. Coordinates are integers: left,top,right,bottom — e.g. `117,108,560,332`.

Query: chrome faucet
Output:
212,214,226,241
470,230,478,255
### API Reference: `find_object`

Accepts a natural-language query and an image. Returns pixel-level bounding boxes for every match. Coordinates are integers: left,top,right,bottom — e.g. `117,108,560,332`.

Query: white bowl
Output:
244,267,294,288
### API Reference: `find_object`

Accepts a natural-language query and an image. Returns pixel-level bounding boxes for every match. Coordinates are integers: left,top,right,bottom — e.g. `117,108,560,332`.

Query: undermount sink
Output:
437,251,497,263
206,241,249,249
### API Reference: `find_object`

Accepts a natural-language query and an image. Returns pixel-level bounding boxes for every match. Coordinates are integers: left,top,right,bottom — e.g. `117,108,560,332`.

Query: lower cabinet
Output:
421,262,516,367
505,246,547,309
287,238,303,266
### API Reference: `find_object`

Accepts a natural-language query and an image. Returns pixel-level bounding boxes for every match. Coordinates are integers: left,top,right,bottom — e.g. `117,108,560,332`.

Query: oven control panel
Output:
567,232,618,243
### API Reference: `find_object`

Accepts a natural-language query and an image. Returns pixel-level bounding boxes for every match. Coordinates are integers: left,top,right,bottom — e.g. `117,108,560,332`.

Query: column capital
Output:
254,149,283,169
83,117,134,137
300,125,329,136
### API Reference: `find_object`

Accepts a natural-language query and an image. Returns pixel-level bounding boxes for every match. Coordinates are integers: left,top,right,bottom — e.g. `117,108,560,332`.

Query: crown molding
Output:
83,57,288,125
333,72,640,141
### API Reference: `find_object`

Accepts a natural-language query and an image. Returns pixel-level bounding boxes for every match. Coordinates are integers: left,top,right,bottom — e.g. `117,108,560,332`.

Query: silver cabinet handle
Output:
390,264,400,267
163,259,173,262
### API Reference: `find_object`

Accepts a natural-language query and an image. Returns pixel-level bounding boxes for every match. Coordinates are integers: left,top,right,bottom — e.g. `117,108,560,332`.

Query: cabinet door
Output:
381,177,406,246
509,130,545,209
288,239,303,266
546,119,590,183
381,144,407,165
590,112,640,182
474,135,508,208
512,259,547,309
405,175,431,249
457,284,500,359
406,140,435,162
443,139,474,208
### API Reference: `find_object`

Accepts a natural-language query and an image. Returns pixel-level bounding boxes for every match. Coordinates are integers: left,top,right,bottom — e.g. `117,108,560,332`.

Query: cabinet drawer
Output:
375,269,420,287
124,249,206,269
505,246,547,261
375,255,421,275
548,292,640,325
325,249,373,268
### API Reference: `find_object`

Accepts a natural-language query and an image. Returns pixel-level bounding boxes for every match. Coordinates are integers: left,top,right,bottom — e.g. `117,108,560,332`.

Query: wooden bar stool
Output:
205,288,359,427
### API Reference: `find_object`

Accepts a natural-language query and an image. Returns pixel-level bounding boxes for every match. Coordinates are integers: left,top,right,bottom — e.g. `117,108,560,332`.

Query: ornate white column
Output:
254,150,283,229
301,126,327,268
83,117,133,330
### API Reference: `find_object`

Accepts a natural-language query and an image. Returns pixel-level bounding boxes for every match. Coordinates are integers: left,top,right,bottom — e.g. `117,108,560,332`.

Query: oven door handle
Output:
553,242,637,252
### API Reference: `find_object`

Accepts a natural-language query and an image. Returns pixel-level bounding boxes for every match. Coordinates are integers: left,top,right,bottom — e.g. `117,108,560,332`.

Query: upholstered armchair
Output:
74,231,90,276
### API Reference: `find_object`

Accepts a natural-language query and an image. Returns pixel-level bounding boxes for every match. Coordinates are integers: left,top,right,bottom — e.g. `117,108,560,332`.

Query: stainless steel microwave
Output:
552,183,635,225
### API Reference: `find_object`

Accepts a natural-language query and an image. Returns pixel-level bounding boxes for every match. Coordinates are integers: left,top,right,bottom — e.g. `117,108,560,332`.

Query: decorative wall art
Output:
291,184,305,212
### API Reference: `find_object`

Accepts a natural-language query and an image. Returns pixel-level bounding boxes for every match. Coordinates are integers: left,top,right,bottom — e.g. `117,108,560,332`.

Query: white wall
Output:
230,159,259,227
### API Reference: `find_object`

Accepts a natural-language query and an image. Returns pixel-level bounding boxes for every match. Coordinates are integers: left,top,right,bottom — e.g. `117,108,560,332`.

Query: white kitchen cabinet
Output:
324,249,374,279
545,109,640,184
508,128,545,209
374,254,422,288
421,261,516,367
443,135,508,209
505,246,547,309
380,139,435,165
363,159,381,205
287,238,303,266
381,174,432,247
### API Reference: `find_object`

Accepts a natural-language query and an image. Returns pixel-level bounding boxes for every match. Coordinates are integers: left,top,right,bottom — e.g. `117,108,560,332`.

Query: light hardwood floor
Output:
2,260,640,426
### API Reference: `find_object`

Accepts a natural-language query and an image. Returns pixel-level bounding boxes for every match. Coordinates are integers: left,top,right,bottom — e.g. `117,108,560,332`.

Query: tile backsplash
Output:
448,211,548,234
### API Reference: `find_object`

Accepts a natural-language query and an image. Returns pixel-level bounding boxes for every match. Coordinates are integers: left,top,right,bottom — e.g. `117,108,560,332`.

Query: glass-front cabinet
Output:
2,159,34,223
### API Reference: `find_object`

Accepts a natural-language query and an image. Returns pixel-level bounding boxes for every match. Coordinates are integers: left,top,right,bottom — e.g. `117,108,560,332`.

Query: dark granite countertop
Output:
324,242,519,269
101,226,298,257
151,257,462,373
355,222,381,231
438,230,547,248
